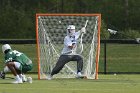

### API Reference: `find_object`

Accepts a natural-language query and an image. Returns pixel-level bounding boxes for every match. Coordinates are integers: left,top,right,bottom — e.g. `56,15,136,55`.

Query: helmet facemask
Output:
67,25,75,37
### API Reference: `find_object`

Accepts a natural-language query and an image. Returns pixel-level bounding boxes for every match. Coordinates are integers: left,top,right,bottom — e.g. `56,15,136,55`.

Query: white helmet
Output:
67,25,75,36
67,25,75,30
2,44,11,53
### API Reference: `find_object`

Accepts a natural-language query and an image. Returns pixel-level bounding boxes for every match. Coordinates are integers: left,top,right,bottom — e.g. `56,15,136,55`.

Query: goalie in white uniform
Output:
48,25,86,80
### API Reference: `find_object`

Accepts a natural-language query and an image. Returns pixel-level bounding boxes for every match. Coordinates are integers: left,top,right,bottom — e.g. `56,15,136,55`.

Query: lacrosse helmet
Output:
67,25,75,36
2,44,11,53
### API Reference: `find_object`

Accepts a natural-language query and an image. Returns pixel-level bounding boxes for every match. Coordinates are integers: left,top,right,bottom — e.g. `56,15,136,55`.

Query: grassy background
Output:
0,44,140,73
99,44,140,73
0,74,140,93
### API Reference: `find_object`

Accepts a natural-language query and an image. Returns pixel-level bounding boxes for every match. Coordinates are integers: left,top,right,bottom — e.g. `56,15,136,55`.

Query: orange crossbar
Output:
36,13,101,17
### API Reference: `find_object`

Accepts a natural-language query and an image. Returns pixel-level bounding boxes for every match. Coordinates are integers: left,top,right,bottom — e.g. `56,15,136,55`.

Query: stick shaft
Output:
84,20,89,28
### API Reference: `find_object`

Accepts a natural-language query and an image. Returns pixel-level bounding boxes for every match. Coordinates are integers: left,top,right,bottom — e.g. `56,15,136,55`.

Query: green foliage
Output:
100,20,110,39
117,29,140,39
0,0,140,39
0,0,36,39
125,29,140,39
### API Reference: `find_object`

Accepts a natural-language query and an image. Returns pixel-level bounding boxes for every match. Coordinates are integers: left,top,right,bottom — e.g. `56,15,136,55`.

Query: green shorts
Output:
22,64,33,73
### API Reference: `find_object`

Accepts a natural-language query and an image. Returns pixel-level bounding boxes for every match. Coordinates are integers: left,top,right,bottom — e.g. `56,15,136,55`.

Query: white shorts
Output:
14,62,21,70
4,62,21,72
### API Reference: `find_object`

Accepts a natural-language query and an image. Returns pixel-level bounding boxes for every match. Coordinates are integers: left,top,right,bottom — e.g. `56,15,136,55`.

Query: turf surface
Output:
0,74,140,93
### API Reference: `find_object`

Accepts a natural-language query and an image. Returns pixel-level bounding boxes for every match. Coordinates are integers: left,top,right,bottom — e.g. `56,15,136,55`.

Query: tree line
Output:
0,0,139,39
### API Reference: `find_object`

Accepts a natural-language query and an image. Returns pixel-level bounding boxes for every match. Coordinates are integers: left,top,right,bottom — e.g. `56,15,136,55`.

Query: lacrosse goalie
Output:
47,25,86,80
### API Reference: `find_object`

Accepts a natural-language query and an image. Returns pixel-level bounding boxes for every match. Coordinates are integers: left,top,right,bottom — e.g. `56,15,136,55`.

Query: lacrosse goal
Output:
36,14,101,79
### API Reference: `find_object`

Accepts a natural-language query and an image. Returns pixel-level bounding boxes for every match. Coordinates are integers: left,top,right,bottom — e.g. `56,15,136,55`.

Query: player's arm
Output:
75,27,86,39
68,43,76,49
64,37,76,49
76,27,86,34
78,20,88,34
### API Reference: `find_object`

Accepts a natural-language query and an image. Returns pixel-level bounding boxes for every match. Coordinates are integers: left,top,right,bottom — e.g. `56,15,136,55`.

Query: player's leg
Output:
15,67,25,82
0,66,21,79
0,66,9,79
51,55,70,76
6,62,23,83
21,64,33,82
71,55,83,77
47,55,72,80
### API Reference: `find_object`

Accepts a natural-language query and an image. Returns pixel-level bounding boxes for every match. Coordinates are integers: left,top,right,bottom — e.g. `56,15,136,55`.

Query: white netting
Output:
36,14,100,79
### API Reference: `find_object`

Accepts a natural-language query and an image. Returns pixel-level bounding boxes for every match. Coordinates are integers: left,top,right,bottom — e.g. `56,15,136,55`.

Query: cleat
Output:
47,75,52,80
12,77,23,84
22,75,27,82
76,72,85,79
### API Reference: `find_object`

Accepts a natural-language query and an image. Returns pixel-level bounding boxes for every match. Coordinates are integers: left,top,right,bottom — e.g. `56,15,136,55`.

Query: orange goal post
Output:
35,14,101,79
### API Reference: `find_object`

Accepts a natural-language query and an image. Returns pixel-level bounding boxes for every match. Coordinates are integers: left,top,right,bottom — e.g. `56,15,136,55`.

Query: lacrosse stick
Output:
78,20,88,54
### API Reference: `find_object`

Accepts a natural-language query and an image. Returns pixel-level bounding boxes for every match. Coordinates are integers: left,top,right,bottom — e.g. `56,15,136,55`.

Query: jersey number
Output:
13,50,22,56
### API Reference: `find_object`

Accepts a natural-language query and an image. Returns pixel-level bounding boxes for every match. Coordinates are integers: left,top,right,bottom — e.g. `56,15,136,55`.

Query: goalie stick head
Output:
2,44,11,53
67,25,75,36
107,28,117,34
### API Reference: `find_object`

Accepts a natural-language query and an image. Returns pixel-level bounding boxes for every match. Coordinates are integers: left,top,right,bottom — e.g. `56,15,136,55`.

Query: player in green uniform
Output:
0,44,33,84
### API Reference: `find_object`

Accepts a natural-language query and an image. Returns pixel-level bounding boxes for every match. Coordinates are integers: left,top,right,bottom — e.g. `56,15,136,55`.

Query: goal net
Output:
36,14,101,79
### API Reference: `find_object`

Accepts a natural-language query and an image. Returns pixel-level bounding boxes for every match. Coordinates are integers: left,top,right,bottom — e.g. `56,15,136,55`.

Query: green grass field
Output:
0,74,140,93
0,44,140,93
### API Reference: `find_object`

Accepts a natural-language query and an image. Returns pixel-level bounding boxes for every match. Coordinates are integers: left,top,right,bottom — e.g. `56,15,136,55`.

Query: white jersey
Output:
61,31,81,55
